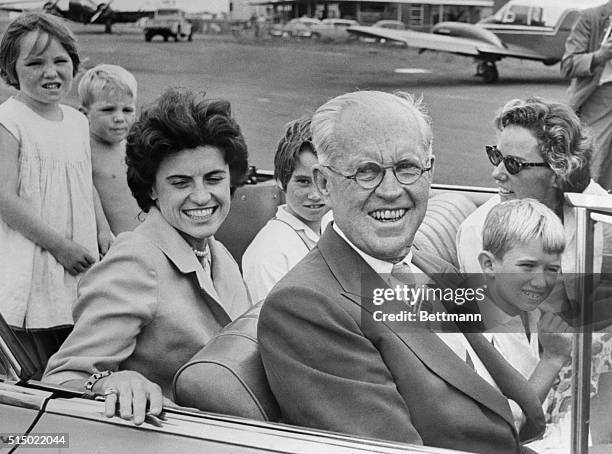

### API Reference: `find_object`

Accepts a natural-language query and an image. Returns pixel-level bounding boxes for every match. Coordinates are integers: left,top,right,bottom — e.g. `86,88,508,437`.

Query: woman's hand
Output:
538,312,573,363
94,370,165,426
50,238,96,275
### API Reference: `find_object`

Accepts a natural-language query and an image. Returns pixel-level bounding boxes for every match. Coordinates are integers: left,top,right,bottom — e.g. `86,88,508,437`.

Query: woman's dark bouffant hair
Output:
126,88,249,212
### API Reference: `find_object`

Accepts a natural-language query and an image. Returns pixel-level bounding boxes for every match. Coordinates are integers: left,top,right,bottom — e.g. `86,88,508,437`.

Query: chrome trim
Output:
591,212,612,225
570,206,591,454
42,398,470,453
0,382,51,410
564,190,612,454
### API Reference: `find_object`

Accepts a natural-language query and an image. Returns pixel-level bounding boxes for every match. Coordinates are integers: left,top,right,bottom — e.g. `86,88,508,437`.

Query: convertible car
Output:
1,171,611,453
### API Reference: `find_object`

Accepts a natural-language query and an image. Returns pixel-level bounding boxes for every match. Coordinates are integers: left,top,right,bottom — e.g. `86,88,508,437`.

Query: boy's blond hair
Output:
78,64,137,108
483,199,565,259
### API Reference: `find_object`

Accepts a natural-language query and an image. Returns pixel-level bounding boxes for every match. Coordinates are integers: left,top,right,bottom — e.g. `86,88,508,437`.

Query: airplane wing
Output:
0,0,47,11
347,25,549,62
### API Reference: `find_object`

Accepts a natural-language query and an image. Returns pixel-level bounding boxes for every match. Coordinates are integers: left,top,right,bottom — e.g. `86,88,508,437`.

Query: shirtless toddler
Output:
79,64,141,234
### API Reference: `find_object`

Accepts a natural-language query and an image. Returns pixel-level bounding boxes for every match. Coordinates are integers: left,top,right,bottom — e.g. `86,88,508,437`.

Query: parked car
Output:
269,17,321,38
372,19,407,30
1,172,609,454
310,18,360,41
144,8,193,42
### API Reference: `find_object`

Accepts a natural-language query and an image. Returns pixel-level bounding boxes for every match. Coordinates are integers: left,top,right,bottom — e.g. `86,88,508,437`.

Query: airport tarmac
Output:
0,24,569,186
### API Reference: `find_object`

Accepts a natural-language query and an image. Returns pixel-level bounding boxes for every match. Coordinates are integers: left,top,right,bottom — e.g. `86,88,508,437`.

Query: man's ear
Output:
428,154,435,179
79,106,89,116
150,186,158,202
313,165,331,201
478,250,496,276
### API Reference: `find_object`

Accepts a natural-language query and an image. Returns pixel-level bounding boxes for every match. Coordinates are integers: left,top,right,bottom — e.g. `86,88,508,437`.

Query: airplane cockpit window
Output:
501,5,529,25
530,7,544,26
491,1,566,28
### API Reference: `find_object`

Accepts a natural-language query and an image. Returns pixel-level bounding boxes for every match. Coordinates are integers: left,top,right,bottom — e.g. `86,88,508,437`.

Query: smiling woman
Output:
42,87,252,425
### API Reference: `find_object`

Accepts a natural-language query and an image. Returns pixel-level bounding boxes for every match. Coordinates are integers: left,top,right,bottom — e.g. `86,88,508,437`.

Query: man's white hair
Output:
310,90,433,166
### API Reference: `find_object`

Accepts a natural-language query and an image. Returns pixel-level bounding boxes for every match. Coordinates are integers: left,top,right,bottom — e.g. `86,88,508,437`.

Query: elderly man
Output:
258,91,545,453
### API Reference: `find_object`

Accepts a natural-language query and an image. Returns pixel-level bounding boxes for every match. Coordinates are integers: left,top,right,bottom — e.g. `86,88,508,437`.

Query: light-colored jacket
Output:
43,207,251,398
561,3,612,110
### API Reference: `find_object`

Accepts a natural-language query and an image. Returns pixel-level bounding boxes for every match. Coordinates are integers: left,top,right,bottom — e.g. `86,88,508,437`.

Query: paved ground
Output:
0,24,570,186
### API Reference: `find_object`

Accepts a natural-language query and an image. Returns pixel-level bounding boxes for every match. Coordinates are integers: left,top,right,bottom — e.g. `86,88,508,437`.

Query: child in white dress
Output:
0,12,112,376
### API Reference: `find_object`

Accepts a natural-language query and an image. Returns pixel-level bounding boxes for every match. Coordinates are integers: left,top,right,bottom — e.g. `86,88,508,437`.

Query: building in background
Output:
252,0,495,29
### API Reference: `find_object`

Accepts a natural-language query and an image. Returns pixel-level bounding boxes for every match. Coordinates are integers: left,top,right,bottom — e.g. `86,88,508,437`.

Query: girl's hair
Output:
0,12,80,89
482,199,565,259
78,64,137,109
274,115,315,191
126,88,249,212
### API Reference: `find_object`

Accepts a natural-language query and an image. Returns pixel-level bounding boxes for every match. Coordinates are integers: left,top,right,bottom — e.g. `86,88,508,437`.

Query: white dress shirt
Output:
479,298,540,379
242,205,320,304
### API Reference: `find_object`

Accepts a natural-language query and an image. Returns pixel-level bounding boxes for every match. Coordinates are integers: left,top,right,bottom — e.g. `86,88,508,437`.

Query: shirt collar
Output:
332,222,414,275
276,205,320,242
478,294,540,333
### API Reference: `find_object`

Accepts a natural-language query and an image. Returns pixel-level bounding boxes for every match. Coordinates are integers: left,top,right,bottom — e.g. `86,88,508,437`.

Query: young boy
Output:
478,198,572,397
478,199,574,449
242,116,331,303
79,64,141,234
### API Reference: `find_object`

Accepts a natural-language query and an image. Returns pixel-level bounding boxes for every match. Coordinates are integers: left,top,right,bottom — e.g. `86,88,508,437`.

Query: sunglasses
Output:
485,145,549,175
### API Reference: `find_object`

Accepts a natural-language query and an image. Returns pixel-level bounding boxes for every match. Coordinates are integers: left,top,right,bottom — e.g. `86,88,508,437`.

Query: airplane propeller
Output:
88,0,114,24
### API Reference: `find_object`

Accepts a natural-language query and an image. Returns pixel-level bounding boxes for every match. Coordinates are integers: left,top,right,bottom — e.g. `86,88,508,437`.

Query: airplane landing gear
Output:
476,61,499,84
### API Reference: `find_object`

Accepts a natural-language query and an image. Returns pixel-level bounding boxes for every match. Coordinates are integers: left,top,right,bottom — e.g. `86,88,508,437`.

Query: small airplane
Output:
347,0,605,83
0,0,156,33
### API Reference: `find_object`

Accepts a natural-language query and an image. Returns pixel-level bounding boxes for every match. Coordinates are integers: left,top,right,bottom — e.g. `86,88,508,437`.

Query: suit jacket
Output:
43,207,251,398
561,3,612,110
258,227,544,454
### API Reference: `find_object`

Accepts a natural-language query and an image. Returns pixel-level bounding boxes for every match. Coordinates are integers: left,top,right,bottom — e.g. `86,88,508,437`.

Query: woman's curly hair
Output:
126,88,249,212
494,97,592,193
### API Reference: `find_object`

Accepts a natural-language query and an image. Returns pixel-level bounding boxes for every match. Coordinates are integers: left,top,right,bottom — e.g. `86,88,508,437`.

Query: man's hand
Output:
94,370,165,426
538,312,573,363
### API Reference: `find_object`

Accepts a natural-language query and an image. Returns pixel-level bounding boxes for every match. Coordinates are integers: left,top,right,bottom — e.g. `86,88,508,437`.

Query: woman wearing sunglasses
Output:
457,96,609,276
456,96,612,448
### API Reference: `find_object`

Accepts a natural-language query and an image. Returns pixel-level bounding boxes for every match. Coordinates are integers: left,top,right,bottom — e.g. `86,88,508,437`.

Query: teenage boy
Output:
242,116,330,303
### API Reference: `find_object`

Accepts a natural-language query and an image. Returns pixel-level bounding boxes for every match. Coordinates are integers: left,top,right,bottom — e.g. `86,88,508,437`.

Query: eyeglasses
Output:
322,160,432,189
485,145,549,175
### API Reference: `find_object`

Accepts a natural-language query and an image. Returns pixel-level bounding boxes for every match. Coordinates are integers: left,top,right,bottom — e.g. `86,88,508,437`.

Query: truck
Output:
144,8,193,42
